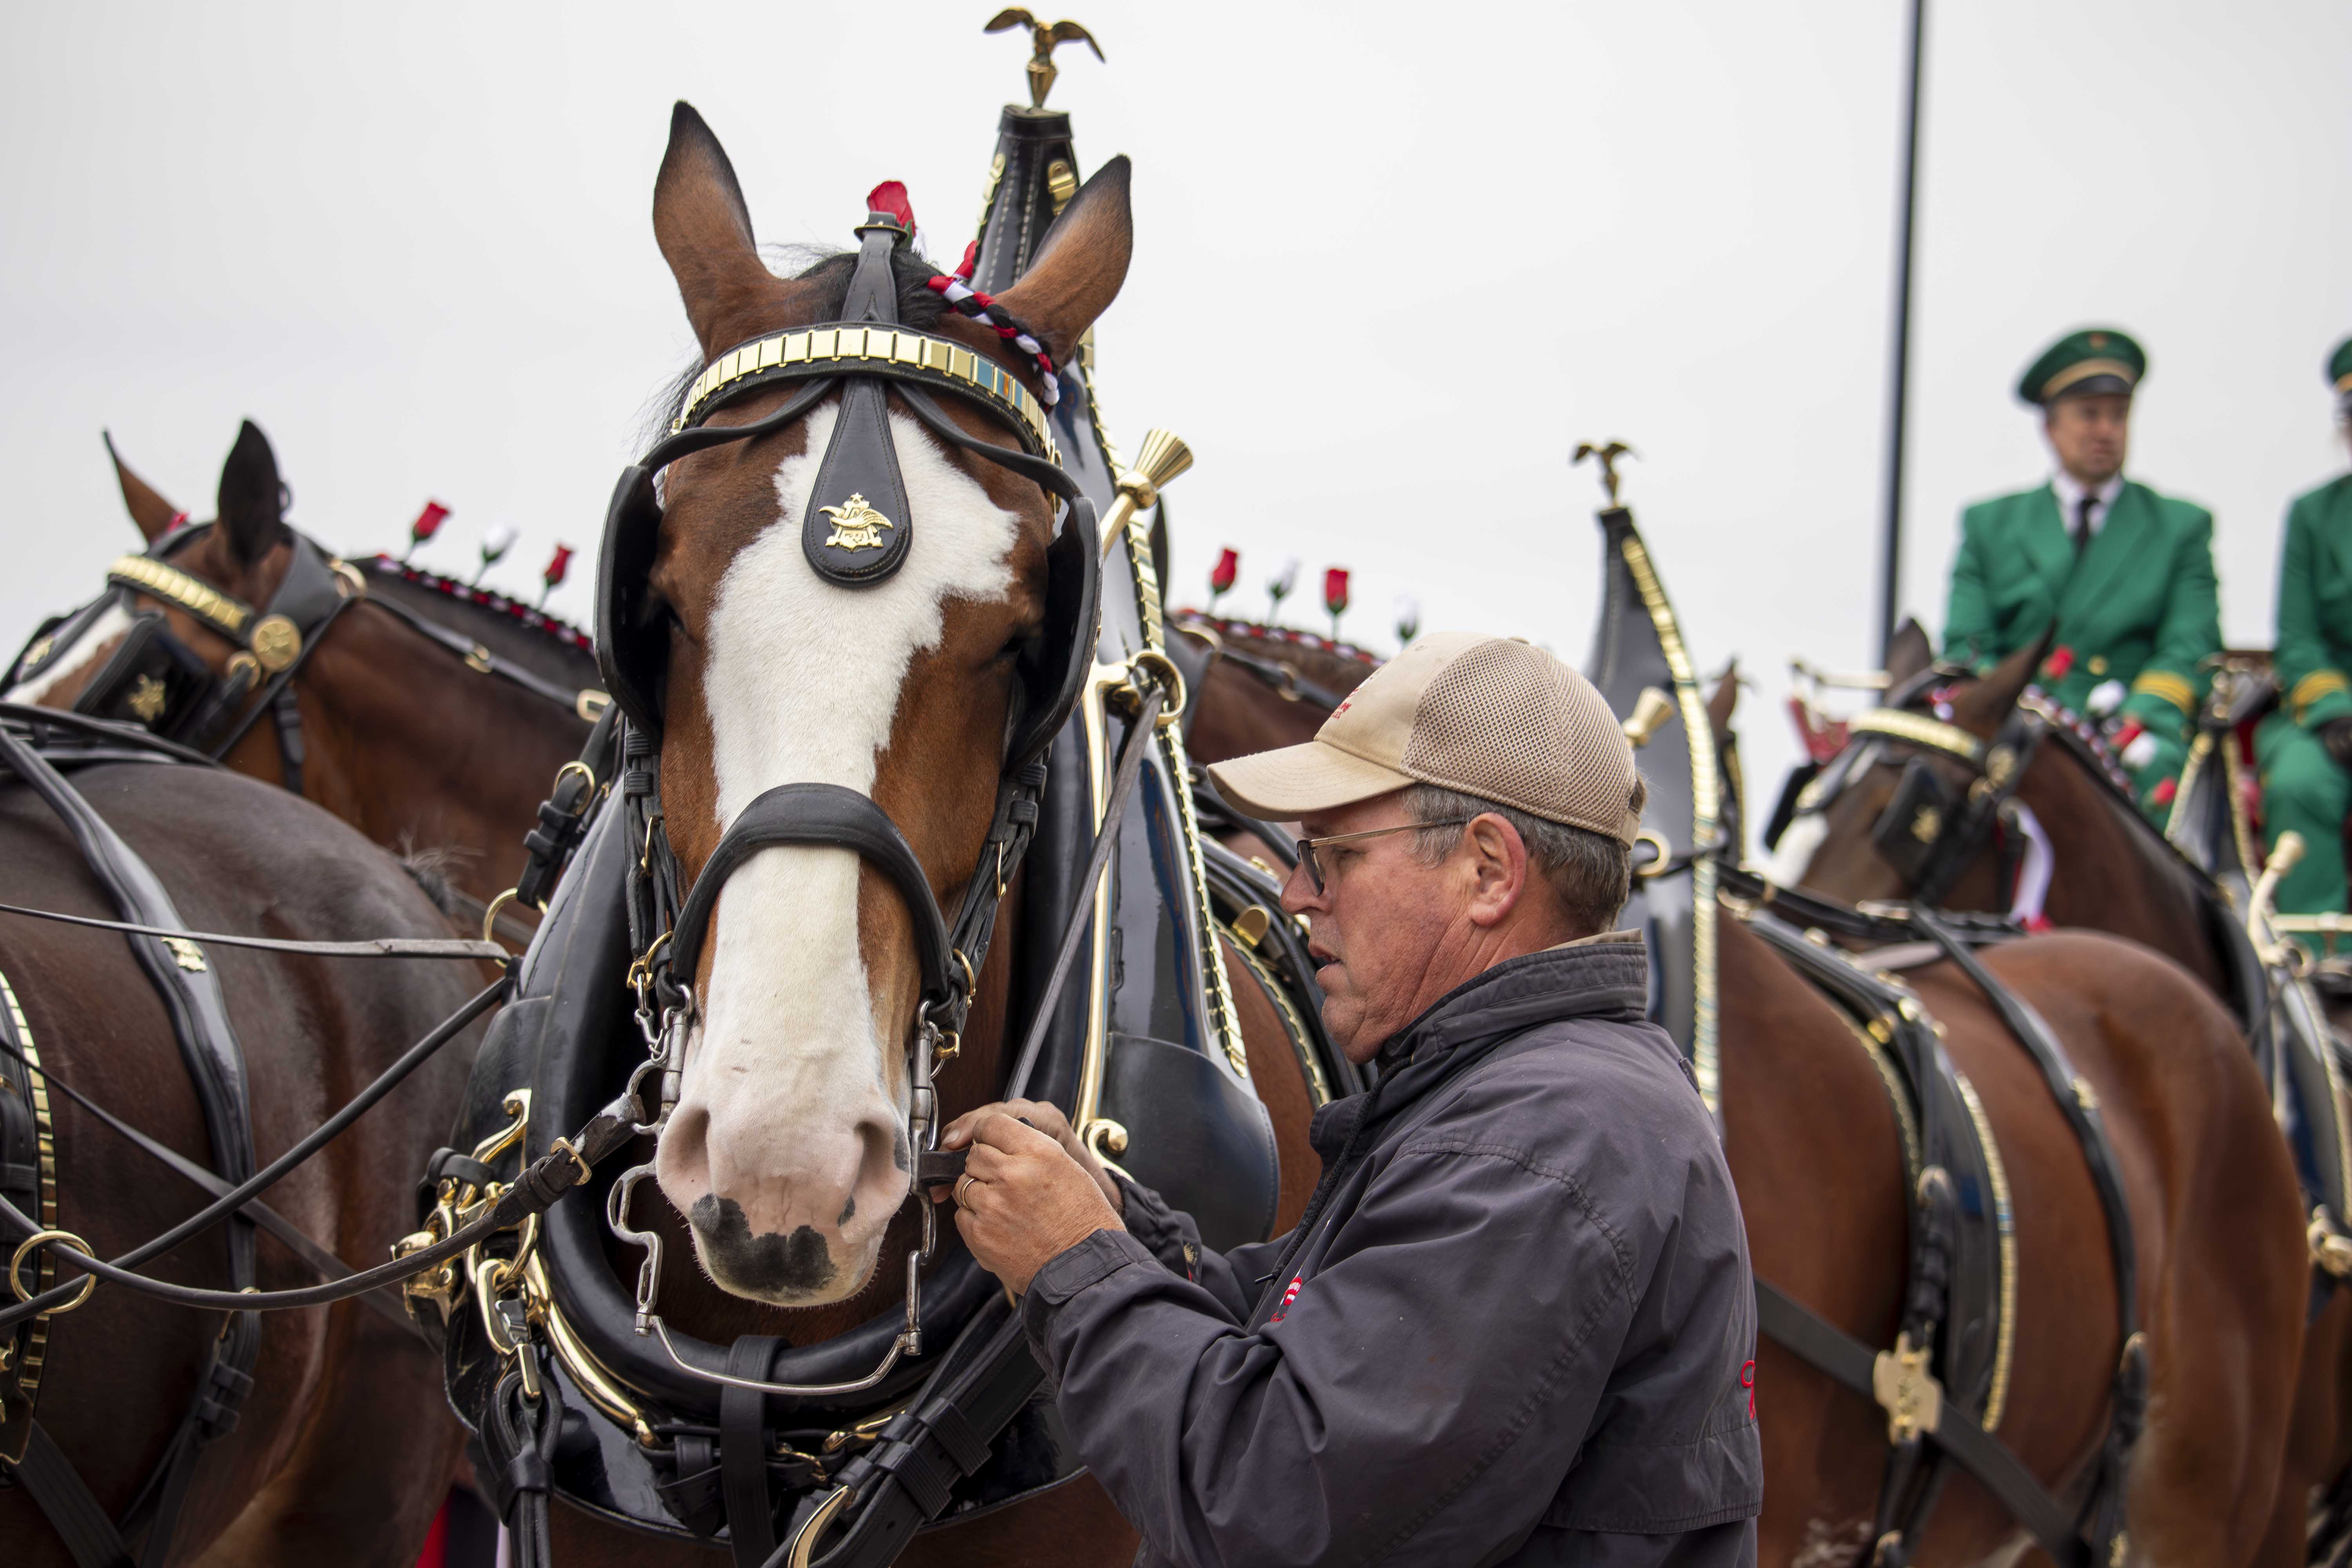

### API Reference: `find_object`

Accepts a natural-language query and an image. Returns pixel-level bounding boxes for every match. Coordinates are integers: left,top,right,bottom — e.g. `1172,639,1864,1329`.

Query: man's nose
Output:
1278,857,1321,917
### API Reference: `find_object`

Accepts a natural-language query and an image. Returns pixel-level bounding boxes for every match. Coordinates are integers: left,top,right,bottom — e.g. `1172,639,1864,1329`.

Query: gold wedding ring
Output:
955,1173,979,1209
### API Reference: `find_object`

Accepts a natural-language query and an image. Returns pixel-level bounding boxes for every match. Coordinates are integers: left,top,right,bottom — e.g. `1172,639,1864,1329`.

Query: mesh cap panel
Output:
1400,639,1641,842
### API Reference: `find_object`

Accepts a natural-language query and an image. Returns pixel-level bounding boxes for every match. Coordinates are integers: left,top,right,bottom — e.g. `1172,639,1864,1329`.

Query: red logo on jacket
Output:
1270,1275,1305,1324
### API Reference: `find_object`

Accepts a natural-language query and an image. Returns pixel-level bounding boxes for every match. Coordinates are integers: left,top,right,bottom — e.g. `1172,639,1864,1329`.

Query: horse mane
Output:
1171,609,1383,692
362,557,601,691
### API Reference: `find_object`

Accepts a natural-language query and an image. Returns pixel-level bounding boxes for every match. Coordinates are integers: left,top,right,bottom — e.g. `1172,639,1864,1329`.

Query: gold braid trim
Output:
2292,670,2352,722
2128,669,2197,715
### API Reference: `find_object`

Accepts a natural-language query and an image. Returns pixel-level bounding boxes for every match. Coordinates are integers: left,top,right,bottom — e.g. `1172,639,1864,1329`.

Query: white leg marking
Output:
4,604,134,705
657,403,1021,1300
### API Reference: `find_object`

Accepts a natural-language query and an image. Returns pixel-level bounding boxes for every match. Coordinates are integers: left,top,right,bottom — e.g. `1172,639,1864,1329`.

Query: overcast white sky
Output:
4,2,2347,847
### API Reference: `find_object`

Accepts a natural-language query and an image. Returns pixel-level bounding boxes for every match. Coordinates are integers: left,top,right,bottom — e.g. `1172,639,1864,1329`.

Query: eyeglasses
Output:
1294,817,1475,895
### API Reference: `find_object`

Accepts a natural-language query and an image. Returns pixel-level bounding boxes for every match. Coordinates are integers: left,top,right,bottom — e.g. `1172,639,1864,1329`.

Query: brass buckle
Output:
1871,1330,1942,1443
481,887,521,945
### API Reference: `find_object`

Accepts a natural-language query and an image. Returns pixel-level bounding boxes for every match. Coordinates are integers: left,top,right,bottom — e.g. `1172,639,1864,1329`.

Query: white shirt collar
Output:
2051,471,2125,536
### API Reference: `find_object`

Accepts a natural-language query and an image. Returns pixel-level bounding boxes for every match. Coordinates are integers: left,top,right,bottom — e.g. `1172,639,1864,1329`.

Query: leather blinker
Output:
1872,758,1955,887
803,216,914,588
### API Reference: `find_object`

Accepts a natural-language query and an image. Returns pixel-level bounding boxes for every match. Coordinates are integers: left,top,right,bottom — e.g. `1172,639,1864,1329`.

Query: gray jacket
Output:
1021,935,1762,1567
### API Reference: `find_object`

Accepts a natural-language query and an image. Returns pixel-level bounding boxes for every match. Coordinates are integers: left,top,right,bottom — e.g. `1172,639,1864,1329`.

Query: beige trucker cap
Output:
1206,631,1643,845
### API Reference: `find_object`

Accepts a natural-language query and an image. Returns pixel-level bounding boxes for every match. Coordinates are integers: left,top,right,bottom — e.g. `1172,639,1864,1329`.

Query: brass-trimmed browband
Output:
108,555,254,640
672,325,1059,464
1847,708,1986,764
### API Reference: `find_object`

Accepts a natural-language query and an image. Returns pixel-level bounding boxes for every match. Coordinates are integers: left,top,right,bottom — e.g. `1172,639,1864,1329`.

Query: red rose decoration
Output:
1209,547,1239,596
2151,777,2178,807
410,501,450,546
543,544,575,589
2041,646,2074,681
1323,568,1351,617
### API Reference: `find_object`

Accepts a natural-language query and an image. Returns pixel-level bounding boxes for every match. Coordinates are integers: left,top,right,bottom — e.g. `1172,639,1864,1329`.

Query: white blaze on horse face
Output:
656,402,1020,1306
3,604,135,705
1765,809,1830,889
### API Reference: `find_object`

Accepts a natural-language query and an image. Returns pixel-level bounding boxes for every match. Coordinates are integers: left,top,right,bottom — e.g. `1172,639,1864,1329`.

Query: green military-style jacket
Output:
2275,474,2352,731
1941,479,2220,735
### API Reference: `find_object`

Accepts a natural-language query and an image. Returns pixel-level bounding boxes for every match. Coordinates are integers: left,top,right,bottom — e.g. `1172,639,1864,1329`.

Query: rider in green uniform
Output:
2256,336,2352,931
1941,328,2221,823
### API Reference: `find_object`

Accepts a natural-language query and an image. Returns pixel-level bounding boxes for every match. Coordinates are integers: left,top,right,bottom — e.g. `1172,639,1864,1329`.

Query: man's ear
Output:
103,431,183,544
1462,813,1532,927
652,102,792,358
216,420,287,567
988,156,1132,368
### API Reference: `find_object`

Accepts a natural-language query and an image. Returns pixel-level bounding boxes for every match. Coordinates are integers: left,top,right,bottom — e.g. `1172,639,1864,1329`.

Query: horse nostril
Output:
655,1102,712,1196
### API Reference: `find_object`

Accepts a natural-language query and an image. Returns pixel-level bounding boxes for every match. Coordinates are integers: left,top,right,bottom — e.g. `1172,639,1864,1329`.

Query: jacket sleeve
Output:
2122,503,2220,734
1109,1170,1286,1323
2275,495,2352,731
1022,1145,1638,1567
1942,508,1996,670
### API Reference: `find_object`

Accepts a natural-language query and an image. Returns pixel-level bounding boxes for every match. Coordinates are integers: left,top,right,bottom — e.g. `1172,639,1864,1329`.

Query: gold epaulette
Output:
2129,670,2197,715
2292,669,2352,723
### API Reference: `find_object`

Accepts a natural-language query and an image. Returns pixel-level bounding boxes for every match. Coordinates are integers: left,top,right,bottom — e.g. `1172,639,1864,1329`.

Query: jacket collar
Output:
1304,935,1650,1160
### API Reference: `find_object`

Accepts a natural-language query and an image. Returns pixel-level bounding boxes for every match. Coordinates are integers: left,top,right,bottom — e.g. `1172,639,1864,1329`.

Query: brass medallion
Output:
125,674,168,724
163,938,207,973
1045,158,1077,215
1911,804,1942,844
21,635,51,670
249,615,302,673
818,494,896,552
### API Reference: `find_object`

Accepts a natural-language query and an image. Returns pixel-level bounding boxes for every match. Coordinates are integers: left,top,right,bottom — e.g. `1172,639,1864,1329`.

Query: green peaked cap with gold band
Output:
2330,335,2352,396
2017,326,2147,406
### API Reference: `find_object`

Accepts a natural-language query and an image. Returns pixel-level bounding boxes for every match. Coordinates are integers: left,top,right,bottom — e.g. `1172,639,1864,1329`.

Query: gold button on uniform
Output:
2089,656,2109,676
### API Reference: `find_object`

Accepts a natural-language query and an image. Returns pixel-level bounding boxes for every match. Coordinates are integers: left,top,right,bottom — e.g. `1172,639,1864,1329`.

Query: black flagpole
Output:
1876,0,1927,664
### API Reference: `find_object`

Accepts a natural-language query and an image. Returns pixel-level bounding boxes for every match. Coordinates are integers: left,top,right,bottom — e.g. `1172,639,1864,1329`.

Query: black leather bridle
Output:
5,524,604,795
591,199,1104,1403
5,523,358,793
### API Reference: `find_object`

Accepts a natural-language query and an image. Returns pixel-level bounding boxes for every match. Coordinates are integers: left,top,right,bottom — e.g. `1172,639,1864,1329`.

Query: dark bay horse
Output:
0,749,489,1564
1762,637,2352,1558
8,425,598,929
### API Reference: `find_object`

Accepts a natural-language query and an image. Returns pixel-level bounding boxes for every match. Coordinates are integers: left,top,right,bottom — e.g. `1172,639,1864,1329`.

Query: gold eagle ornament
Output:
984,10,1104,109
818,494,895,552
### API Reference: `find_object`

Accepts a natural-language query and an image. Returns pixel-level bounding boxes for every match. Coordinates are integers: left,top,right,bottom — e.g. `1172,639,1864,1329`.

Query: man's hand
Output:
934,1099,1123,1213
932,1111,1123,1296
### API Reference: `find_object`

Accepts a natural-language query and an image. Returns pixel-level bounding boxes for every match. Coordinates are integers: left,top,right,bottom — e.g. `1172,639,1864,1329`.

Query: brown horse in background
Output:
0,758,489,1565
1171,611,1376,765
1766,637,2352,1559
11,425,597,930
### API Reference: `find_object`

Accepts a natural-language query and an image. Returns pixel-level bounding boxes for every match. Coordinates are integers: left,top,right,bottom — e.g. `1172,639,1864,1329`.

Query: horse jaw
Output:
654,402,1019,1305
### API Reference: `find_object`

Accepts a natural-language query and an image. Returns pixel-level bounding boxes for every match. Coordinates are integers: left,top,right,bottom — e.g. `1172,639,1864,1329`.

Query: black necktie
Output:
2072,495,2097,559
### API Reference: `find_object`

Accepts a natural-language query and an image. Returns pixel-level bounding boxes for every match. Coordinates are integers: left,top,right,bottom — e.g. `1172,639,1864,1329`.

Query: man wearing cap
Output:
1941,327,2221,820
2256,336,2352,934
932,632,1761,1566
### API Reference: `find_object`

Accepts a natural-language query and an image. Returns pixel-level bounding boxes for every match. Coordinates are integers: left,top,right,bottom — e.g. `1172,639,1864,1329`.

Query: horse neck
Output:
253,586,593,905
2028,742,2227,992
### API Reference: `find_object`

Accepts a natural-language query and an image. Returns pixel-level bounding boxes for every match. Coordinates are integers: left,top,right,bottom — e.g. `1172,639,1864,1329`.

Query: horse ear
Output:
988,155,1132,367
1949,630,2049,736
1705,659,1740,745
103,431,183,544
652,102,782,358
1886,618,1934,685
216,419,286,566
